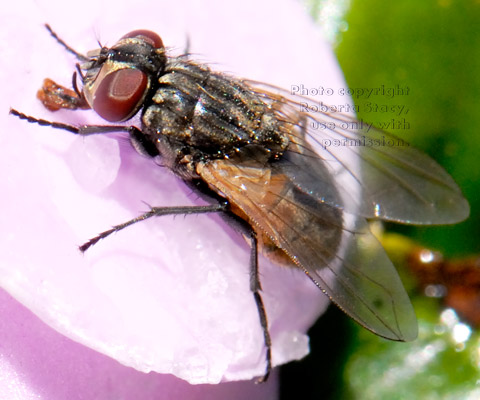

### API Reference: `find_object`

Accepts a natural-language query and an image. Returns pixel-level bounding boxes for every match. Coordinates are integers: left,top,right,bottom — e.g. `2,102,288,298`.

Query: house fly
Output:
10,25,470,382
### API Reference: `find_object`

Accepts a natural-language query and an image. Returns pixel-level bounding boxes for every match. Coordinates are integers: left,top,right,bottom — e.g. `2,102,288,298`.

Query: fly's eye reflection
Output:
10,24,470,383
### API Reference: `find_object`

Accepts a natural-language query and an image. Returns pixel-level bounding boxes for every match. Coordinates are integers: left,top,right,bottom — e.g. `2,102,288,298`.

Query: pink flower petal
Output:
0,289,279,399
0,0,349,392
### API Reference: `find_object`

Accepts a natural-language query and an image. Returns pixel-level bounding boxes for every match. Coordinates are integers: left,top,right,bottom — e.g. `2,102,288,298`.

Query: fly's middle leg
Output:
79,203,228,252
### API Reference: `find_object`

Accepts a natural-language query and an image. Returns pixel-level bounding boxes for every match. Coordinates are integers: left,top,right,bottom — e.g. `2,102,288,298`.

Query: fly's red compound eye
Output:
121,30,164,49
92,68,148,122
84,29,164,121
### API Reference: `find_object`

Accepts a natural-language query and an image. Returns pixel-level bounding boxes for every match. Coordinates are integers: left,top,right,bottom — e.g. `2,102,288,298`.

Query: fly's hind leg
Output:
248,230,273,383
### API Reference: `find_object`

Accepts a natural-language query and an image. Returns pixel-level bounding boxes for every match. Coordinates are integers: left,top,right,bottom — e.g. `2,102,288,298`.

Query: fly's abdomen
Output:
142,59,289,161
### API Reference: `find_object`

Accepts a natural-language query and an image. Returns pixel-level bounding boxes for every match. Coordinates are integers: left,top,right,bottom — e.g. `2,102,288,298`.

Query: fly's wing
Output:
245,81,469,225
197,157,418,341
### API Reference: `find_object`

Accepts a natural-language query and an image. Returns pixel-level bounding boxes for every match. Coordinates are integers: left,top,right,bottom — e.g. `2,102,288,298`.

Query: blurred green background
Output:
280,1,480,399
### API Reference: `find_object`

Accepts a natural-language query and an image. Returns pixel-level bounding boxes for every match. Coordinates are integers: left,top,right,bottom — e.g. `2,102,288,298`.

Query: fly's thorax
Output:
141,58,290,175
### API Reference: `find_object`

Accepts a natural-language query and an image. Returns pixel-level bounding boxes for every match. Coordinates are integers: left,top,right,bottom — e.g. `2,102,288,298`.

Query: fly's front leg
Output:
249,230,273,383
10,108,140,136
9,109,160,156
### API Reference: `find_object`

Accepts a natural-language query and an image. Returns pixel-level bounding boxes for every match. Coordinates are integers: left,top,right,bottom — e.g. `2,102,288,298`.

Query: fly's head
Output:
80,30,167,122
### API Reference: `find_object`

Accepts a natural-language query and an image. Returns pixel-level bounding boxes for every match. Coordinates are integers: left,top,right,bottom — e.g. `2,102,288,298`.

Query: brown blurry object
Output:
408,248,480,326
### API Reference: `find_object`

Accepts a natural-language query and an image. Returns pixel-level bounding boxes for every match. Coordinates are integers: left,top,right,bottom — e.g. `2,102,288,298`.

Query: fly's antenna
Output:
45,24,89,62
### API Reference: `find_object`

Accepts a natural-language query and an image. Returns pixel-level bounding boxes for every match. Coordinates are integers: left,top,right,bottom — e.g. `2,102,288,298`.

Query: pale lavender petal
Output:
0,289,279,399
0,0,349,392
